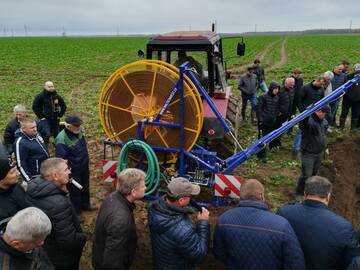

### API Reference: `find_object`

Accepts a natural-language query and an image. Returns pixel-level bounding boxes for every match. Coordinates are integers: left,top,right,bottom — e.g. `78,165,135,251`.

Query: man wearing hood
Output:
0,158,29,222
148,177,210,270
256,81,280,163
92,168,146,270
25,157,86,270
32,81,67,143
14,118,49,183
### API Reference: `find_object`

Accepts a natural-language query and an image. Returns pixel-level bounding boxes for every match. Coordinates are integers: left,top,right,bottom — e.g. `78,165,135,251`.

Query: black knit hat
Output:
0,158,13,181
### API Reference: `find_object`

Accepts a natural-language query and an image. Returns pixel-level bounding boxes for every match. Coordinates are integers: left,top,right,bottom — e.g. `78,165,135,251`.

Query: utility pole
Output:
62,26,66,37
255,24,257,33
349,20,352,33
24,25,28,37
117,25,119,36
3,28,6,37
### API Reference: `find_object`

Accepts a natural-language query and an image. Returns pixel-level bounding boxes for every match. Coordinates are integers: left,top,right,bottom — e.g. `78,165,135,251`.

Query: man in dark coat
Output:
3,105,27,155
32,81,66,143
278,176,360,270
329,63,346,126
253,59,268,93
256,81,280,162
295,105,329,202
271,77,295,148
214,179,305,270
92,168,146,270
148,177,210,270
26,158,86,270
0,158,29,222
292,75,326,157
55,115,91,215
0,207,54,270
340,64,360,129
3,105,46,155
14,118,49,183
238,66,259,123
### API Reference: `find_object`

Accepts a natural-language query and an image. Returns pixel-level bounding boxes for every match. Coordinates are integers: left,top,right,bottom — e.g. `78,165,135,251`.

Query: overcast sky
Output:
0,0,359,36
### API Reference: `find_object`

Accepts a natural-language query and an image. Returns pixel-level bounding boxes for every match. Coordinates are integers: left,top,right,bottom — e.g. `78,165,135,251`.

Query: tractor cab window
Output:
171,51,208,89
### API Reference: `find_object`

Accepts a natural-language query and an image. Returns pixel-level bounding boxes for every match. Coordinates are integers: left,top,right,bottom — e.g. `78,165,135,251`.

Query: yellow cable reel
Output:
99,60,203,163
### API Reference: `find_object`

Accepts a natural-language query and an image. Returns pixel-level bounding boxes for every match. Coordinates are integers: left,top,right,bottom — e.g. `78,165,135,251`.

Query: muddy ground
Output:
79,133,360,269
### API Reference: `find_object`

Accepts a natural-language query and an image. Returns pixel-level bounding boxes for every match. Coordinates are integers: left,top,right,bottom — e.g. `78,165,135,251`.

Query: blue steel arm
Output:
223,75,360,174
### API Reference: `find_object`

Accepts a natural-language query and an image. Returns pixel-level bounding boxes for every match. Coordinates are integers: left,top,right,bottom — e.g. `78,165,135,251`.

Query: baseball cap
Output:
167,177,200,197
0,158,14,181
65,115,83,126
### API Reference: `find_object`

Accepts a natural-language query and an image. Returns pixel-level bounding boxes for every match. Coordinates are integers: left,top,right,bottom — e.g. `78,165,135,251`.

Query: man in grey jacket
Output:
238,66,259,123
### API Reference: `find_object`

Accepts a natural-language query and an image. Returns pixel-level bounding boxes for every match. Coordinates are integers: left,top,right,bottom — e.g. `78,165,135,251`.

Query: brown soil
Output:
320,133,360,230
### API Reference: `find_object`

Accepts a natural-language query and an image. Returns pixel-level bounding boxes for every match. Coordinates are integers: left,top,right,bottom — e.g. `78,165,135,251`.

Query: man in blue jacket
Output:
55,115,92,216
148,177,210,270
14,118,49,182
278,176,360,270
213,179,305,270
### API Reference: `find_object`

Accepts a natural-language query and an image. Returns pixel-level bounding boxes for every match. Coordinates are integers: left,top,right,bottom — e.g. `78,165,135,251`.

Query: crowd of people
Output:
0,59,359,270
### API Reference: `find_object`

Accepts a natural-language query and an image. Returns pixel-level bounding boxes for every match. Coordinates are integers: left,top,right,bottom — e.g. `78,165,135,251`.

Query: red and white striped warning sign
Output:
102,160,118,183
214,174,244,198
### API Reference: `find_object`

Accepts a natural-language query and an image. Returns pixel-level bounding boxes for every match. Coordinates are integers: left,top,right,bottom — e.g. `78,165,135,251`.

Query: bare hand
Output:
197,207,209,221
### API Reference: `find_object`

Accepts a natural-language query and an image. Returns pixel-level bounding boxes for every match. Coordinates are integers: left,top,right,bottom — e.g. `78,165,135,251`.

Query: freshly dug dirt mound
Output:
320,133,360,230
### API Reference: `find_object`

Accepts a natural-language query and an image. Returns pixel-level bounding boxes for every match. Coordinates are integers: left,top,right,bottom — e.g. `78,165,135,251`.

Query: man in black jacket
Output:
14,118,49,182
92,168,146,270
3,104,27,155
253,59,268,93
295,105,330,202
26,158,86,270
0,207,54,270
271,77,295,149
340,64,360,130
278,176,360,270
292,75,326,157
32,81,66,143
256,82,280,162
0,158,29,222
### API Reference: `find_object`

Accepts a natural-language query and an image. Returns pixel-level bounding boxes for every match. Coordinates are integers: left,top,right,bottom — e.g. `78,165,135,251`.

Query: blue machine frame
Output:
103,62,360,176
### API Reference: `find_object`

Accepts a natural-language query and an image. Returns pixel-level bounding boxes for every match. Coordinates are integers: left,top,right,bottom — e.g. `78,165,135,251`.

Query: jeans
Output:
292,129,302,152
241,93,257,113
259,81,268,93
296,152,323,195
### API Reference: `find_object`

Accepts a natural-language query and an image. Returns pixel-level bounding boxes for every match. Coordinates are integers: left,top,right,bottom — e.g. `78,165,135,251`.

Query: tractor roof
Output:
148,31,221,46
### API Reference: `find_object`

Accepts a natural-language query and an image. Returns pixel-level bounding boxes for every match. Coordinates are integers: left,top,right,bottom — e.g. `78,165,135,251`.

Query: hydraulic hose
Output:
117,140,161,195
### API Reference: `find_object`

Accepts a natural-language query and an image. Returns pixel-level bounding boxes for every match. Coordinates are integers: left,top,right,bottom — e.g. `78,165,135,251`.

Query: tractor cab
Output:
145,31,244,98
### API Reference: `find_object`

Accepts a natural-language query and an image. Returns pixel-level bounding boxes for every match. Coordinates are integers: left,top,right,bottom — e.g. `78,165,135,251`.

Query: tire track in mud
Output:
265,38,288,73
229,40,279,79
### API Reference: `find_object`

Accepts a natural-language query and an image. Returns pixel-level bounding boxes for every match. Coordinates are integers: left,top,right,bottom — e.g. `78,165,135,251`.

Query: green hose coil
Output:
117,140,161,195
